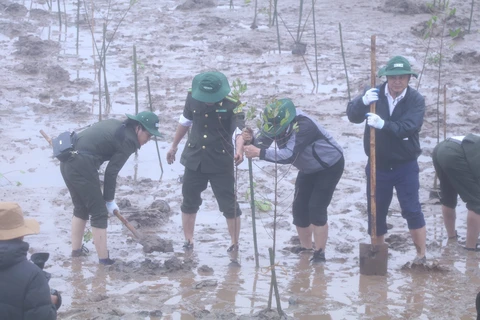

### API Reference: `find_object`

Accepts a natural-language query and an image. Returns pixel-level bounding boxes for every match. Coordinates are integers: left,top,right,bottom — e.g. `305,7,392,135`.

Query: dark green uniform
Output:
180,92,245,218
60,119,140,228
432,134,480,214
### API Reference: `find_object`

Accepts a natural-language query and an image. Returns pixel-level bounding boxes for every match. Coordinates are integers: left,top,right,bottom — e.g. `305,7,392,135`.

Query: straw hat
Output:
0,202,40,240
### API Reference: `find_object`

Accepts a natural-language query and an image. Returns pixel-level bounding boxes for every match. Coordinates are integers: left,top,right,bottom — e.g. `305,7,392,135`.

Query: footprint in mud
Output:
401,259,450,272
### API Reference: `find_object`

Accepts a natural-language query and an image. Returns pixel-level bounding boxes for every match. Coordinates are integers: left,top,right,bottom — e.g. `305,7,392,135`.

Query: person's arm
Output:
234,129,245,165
167,124,190,164
24,271,57,320
347,87,378,124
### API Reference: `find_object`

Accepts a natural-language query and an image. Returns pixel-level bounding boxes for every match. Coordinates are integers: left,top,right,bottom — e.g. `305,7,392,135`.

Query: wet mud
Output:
1,0,480,319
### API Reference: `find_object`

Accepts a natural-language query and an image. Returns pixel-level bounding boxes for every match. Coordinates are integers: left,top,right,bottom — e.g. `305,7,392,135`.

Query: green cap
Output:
126,111,161,137
378,56,418,78
261,98,296,138
191,72,231,103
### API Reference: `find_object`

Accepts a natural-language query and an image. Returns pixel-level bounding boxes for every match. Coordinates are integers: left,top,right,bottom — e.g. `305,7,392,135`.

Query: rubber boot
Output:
92,227,114,265
71,217,88,257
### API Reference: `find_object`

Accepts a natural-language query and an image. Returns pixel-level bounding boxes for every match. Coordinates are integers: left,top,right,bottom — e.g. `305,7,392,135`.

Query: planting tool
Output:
40,130,53,146
359,35,388,276
114,209,142,239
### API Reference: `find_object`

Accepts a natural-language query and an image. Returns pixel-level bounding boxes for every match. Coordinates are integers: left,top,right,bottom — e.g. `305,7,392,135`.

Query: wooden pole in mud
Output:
76,0,80,56
134,46,139,116
369,35,377,241
147,77,164,175
268,248,284,317
57,0,62,31
339,23,351,101
248,158,260,268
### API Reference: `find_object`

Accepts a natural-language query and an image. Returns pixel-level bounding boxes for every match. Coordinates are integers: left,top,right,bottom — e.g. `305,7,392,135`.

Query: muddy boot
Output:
99,251,115,265
310,249,326,263
71,244,89,257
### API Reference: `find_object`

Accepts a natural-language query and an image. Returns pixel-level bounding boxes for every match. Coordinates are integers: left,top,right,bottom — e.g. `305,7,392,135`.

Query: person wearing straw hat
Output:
242,98,344,263
346,55,427,265
60,111,161,265
166,71,246,254
0,202,58,319
432,134,480,251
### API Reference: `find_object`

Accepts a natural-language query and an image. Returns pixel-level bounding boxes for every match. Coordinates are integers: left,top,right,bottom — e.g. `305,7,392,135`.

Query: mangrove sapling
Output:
83,0,137,115
231,79,260,267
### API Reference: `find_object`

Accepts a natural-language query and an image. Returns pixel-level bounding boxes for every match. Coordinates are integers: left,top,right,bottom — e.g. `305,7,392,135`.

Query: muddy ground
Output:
1,0,480,319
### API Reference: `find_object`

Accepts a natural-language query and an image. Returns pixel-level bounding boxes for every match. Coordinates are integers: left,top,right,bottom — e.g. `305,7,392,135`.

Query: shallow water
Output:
2,0,480,319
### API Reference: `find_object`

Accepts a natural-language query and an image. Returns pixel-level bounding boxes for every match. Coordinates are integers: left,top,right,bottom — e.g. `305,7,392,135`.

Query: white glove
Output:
366,113,385,129
362,88,379,105
106,201,119,215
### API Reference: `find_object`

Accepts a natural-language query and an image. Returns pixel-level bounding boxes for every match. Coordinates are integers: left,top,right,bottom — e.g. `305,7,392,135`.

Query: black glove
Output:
50,289,62,310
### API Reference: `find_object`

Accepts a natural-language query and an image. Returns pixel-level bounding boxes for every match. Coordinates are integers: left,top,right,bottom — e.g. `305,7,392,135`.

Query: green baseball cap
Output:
261,98,296,138
191,71,231,103
126,111,161,137
378,56,418,78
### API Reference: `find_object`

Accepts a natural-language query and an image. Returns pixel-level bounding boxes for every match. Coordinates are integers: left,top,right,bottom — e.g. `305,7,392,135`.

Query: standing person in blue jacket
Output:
346,55,427,265
0,202,59,320
242,98,344,263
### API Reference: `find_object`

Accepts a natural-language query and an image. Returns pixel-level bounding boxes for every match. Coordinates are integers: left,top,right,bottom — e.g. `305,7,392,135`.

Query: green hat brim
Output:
126,113,161,137
378,67,418,78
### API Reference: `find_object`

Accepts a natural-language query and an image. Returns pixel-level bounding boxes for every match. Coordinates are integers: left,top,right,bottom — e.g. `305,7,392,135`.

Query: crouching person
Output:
0,202,59,319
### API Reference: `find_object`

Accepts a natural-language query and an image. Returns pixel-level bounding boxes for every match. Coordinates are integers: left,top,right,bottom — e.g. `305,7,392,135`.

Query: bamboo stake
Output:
134,46,139,115
102,23,111,114
147,77,164,175
312,0,319,93
248,158,260,268
268,248,284,317
369,35,377,241
339,23,351,101
57,0,62,30
76,0,80,56
468,0,474,33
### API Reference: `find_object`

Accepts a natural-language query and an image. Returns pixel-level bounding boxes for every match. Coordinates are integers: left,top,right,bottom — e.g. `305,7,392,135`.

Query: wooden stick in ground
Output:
248,157,260,268
339,22,351,102
369,35,377,242
268,248,284,317
147,77,164,175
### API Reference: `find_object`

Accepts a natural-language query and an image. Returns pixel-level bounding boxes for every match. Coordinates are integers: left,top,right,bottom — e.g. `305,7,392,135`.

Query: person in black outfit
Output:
166,71,246,253
60,111,161,264
0,202,59,319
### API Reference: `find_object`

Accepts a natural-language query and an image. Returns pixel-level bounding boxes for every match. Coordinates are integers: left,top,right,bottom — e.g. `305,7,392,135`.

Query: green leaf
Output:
83,230,93,243
255,200,272,212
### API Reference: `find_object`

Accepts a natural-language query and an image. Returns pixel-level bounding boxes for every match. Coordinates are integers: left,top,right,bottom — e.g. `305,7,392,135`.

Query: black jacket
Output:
68,119,140,201
180,93,245,173
346,82,425,169
0,239,57,320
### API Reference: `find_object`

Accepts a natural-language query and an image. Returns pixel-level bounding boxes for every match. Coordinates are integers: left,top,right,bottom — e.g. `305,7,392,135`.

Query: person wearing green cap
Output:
166,71,246,254
59,111,161,265
346,55,427,265
242,98,344,263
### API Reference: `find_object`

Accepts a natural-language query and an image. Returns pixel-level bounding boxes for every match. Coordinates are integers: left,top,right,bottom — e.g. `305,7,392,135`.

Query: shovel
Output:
359,35,388,276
